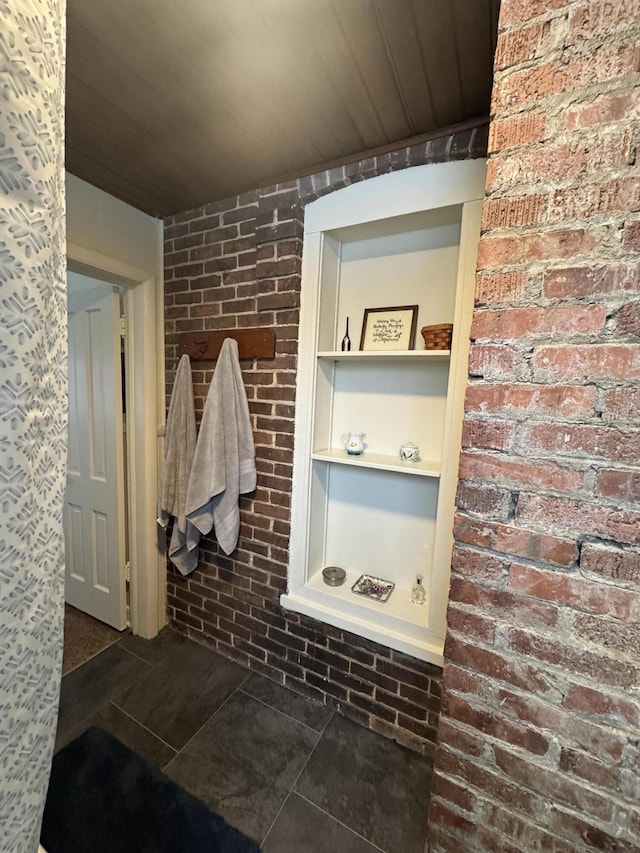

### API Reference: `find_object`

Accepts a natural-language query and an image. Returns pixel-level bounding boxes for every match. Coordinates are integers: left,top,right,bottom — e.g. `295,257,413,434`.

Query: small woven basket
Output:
420,323,453,350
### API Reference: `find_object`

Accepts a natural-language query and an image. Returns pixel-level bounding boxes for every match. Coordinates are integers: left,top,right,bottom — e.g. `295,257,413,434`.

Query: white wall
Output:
66,173,163,277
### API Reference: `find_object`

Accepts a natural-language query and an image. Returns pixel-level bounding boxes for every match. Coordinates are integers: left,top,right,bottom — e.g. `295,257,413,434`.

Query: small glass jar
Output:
411,574,425,605
399,441,420,462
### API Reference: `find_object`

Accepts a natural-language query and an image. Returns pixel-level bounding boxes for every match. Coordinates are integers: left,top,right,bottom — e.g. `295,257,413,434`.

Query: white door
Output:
65,289,127,629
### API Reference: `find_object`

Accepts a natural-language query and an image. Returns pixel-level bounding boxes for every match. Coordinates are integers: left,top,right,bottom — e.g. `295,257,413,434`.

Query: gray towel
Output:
158,354,199,575
185,337,256,555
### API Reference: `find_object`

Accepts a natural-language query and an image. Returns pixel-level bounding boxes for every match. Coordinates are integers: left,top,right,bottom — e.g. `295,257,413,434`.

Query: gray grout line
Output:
260,791,292,848
262,717,327,842
237,685,332,737
118,634,257,760
62,634,125,676
107,701,178,759
158,676,332,844
113,643,153,666
162,677,251,769
296,792,388,853
257,699,336,846
259,750,315,847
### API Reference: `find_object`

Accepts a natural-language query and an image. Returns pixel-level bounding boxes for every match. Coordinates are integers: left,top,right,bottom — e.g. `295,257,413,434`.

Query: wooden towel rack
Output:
178,328,275,361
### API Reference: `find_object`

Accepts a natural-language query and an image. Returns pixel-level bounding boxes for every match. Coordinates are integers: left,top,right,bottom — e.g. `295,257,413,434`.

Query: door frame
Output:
67,241,166,639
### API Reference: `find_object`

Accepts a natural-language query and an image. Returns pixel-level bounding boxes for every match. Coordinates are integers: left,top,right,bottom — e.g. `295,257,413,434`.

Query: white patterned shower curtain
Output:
0,1,67,851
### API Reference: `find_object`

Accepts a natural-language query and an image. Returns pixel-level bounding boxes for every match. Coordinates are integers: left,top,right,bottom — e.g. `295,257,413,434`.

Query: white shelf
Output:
317,350,450,362
312,449,441,477
308,566,426,626
281,565,445,665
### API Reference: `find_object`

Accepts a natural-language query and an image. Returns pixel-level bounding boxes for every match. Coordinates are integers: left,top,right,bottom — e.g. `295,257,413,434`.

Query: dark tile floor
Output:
55,627,433,852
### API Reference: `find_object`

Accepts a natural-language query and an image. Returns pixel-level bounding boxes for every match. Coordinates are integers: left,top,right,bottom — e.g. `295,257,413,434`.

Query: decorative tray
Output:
351,574,395,603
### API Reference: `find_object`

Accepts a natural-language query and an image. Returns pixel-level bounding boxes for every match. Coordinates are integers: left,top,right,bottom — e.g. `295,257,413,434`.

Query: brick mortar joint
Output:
495,21,639,56
497,7,572,34
483,157,640,190
492,87,640,132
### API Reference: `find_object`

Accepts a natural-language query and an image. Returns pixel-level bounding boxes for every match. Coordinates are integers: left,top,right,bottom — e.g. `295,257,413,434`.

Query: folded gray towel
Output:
158,354,198,574
185,338,256,555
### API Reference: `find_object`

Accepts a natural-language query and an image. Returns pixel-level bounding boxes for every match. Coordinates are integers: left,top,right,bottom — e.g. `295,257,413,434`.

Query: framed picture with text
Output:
359,304,418,351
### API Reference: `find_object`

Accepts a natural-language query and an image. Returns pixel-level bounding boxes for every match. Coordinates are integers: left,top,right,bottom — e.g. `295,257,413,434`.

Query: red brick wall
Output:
163,125,488,756
429,1,639,849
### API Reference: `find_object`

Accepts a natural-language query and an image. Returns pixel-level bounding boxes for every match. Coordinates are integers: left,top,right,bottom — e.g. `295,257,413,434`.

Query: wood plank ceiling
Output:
65,0,500,218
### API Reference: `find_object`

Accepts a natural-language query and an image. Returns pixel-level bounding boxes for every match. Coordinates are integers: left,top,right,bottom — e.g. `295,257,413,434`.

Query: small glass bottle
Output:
411,574,425,605
341,317,351,351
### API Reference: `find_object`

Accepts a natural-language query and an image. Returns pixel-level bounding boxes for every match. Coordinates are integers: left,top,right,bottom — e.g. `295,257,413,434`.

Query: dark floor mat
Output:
41,726,261,853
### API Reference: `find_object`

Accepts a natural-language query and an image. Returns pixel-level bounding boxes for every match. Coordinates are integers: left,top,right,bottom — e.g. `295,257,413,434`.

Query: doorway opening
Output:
67,244,165,640
65,272,130,630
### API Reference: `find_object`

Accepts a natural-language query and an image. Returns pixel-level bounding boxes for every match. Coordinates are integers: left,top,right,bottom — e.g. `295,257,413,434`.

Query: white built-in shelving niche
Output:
282,160,486,665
